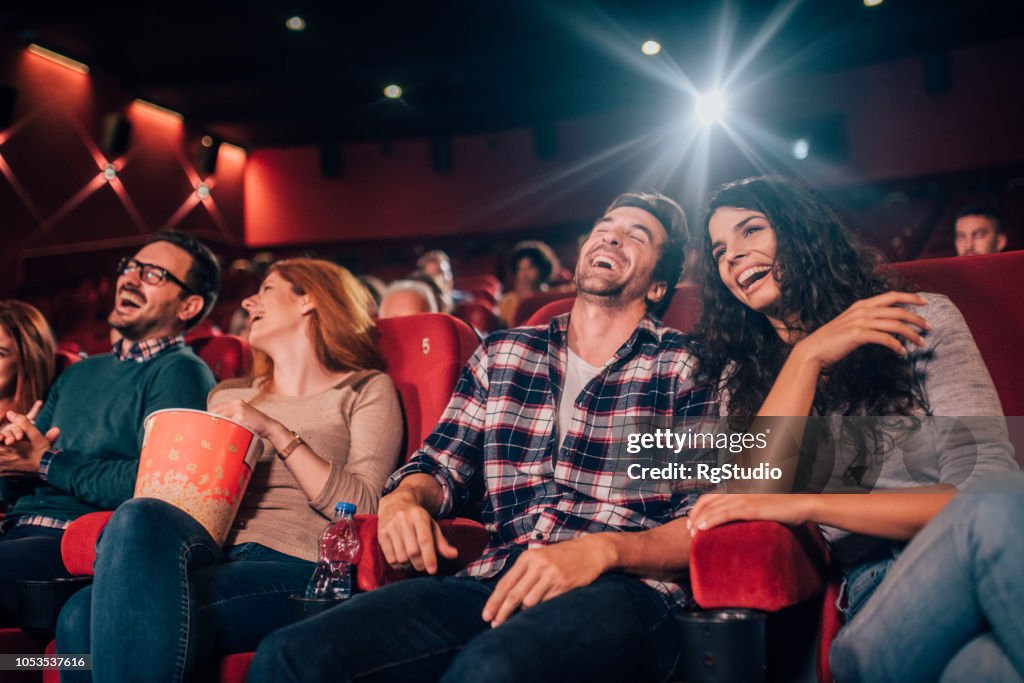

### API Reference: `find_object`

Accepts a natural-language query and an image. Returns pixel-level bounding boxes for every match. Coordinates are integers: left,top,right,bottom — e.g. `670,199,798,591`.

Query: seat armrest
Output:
61,511,115,577
354,514,489,592
689,521,828,612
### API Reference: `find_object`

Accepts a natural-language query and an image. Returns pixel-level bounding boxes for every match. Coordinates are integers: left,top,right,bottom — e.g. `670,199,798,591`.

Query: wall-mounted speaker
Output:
197,139,221,176
431,136,452,173
101,113,132,160
0,86,17,130
320,141,342,178
533,123,557,160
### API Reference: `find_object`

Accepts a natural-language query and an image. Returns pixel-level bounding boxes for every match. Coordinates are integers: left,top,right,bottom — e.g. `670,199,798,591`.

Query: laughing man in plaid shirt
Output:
250,192,711,683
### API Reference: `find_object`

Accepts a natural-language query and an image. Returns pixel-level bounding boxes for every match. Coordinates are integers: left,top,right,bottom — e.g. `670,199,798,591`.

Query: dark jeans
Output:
56,498,314,683
248,571,682,683
0,523,72,624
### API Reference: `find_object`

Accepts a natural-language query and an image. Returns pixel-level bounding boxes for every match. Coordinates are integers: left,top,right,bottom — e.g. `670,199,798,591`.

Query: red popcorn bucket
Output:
135,408,264,545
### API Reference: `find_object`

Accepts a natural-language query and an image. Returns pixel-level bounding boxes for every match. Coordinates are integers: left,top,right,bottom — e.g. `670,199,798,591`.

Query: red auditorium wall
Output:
0,46,246,296
245,37,1024,248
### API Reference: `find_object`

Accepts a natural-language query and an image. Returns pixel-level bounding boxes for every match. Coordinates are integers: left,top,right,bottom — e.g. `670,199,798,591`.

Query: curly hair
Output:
693,176,926,421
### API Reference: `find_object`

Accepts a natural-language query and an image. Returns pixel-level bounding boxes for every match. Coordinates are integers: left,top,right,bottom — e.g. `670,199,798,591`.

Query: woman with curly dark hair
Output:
686,176,1022,682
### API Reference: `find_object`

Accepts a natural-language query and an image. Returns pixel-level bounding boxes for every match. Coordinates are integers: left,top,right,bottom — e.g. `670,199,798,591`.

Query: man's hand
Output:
0,411,61,475
482,535,616,628
377,489,458,575
686,493,813,537
1,401,43,445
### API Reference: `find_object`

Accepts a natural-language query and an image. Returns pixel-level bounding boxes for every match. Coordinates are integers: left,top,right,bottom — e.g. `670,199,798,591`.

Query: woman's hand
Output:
209,399,282,440
793,292,931,371
686,493,814,537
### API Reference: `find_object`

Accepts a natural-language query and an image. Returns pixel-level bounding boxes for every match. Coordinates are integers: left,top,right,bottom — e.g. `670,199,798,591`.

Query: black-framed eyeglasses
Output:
117,258,196,295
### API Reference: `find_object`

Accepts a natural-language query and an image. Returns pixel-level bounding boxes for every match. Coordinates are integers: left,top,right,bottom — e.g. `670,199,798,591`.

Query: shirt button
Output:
534,532,544,541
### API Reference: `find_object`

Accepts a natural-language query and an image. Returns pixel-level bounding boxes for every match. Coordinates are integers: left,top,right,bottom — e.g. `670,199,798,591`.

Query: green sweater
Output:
11,346,215,521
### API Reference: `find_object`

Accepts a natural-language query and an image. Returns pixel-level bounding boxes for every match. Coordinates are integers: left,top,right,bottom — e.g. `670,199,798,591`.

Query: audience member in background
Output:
57,259,403,682
954,204,1007,256
0,231,219,625
227,306,251,339
0,301,57,512
689,176,1021,683
357,274,388,317
248,192,711,683
379,279,441,318
417,249,474,309
497,240,560,327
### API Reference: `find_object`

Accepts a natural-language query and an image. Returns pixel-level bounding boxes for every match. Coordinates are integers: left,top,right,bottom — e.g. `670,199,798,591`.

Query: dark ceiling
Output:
3,1,1023,147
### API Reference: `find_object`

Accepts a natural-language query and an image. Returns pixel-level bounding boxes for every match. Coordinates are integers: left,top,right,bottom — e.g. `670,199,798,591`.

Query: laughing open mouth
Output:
738,265,771,290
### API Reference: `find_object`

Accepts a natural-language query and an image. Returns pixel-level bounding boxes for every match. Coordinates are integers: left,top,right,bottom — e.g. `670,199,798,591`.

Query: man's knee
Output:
105,498,175,541
442,641,521,683
829,627,871,683
56,586,92,653
249,624,349,683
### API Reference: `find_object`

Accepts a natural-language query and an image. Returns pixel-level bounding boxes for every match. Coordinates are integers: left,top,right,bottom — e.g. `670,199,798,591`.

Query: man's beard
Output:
108,309,164,342
574,269,649,309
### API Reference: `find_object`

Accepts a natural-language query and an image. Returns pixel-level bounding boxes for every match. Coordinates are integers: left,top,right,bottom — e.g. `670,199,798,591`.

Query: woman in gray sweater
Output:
58,259,403,682
687,176,1022,683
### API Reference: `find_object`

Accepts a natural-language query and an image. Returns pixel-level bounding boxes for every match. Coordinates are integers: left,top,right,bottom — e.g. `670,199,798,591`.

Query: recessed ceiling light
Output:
383,84,403,99
197,183,211,200
103,163,117,181
792,138,810,160
286,16,306,31
863,0,883,7
201,135,214,148
694,90,727,125
641,40,661,56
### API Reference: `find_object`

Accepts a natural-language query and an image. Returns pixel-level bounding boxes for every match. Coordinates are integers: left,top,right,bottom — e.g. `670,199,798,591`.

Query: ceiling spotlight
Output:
383,84,403,99
103,163,117,181
694,90,727,126
792,138,810,160
200,135,214,148
863,0,883,6
286,16,306,31
197,182,211,200
640,40,661,56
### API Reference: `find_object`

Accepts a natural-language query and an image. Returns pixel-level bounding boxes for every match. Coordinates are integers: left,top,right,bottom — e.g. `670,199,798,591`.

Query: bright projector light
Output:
695,90,727,125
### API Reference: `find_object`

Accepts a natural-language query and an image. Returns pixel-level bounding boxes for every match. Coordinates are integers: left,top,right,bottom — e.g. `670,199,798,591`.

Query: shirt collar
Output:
547,311,663,352
113,334,186,363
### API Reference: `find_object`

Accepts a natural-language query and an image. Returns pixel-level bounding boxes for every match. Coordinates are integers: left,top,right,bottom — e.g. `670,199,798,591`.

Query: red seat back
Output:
524,284,703,332
887,252,1024,416
377,314,479,459
191,335,253,382
453,301,501,335
512,290,575,327
454,274,502,300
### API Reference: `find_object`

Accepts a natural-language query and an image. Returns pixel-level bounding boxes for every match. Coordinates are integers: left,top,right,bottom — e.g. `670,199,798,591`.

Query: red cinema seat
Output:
46,314,479,683
454,274,501,301
191,335,253,383
523,284,702,333
453,301,501,335
512,290,574,327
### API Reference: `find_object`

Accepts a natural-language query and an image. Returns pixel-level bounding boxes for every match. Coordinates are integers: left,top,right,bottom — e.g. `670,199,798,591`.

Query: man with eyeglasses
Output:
0,231,220,623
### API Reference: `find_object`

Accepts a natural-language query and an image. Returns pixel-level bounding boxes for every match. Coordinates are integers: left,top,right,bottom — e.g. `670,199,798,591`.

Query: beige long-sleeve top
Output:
209,370,403,561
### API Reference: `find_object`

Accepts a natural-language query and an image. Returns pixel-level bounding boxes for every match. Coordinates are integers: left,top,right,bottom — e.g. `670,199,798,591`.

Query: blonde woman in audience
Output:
57,259,403,682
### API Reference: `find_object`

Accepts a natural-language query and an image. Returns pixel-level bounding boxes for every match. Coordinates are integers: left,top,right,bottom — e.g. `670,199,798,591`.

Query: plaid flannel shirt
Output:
384,312,713,607
113,334,186,362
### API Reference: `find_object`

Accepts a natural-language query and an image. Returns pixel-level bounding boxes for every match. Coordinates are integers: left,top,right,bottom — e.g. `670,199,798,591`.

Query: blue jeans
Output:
55,498,314,683
247,571,682,683
830,473,1024,683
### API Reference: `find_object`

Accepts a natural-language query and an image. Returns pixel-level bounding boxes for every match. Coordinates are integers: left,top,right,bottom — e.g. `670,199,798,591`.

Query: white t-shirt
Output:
558,348,603,449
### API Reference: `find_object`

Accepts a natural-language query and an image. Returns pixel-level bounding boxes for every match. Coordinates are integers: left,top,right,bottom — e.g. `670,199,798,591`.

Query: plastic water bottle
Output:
305,501,360,600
